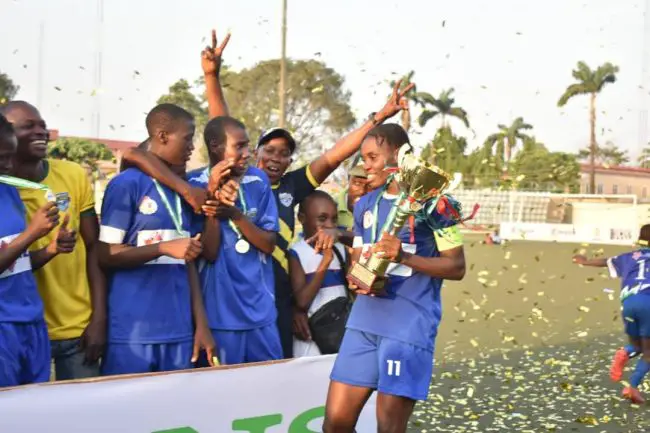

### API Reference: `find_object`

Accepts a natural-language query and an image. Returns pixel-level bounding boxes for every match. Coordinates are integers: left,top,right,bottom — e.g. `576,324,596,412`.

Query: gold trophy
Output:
347,146,452,295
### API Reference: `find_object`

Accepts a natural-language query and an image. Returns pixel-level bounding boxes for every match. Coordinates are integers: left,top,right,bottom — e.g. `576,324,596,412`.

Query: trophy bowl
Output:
347,147,452,295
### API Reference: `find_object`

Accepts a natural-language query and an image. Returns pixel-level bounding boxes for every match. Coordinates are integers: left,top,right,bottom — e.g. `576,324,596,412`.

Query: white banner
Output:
0,355,377,433
500,222,636,245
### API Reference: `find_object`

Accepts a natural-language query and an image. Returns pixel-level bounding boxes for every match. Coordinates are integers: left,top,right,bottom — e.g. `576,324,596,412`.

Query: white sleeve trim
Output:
607,257,619,278
352,236,364,248
99,226,126,244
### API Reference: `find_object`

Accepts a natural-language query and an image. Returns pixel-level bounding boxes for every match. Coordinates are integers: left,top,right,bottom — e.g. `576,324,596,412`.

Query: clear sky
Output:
1,0,648,158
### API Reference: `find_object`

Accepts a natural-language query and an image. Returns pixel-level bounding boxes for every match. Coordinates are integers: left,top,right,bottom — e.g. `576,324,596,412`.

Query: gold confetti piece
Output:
470,339,479,347
311,85,324,93
578,306,590,313
577,331,588,338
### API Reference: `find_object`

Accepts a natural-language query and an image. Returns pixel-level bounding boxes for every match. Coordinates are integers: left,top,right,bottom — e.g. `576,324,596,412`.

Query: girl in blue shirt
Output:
323,124,467,433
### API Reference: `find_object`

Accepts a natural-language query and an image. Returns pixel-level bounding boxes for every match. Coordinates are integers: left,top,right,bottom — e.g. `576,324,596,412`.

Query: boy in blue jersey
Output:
573,225,650,404
0,114,76,387
187,116,282,365
97,104,215,375
323,124,467,433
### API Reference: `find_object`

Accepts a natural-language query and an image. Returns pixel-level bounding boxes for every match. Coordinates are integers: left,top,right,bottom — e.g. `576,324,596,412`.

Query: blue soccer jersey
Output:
99,168,195,344
347,188,460,351
187,166,280,330
0,184,43,324
608,249,650,301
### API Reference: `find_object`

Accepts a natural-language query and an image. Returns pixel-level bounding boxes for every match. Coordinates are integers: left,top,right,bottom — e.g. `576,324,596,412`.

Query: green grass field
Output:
409,236,650,432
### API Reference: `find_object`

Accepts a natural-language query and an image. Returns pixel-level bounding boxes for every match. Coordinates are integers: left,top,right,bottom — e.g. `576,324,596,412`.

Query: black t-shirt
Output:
271,165,319,302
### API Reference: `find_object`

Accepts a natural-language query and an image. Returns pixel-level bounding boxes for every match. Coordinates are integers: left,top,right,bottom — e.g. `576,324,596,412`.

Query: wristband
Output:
368,112,381,125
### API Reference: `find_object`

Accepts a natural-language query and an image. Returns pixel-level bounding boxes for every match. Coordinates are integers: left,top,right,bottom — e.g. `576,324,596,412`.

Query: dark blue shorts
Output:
0,321,50,387
101,341,193,376
330,329,434,401
623,295,650,338
201,324,283,366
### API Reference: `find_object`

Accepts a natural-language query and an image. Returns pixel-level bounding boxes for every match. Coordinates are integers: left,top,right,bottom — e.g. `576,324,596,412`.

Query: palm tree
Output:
483,117,533,173
389,71,421,132
557,61,619,194
639,144,650,169
416,88,470,131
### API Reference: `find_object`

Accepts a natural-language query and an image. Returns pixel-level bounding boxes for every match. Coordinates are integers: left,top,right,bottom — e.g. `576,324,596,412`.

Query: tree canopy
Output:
158,59,355,164
48,137,113,171
417,88,470,130
0,71,19,104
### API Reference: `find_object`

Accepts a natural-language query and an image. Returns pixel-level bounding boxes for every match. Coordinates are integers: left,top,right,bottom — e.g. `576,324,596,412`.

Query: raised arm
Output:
202,29,231,119
308,80,415,184
121,147,207,214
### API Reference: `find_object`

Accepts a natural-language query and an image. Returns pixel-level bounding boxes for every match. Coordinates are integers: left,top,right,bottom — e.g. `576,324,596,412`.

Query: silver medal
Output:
235,239,250,254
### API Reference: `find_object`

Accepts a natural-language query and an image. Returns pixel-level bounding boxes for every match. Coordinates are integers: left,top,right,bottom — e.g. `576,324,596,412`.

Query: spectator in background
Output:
336,163,368,234
1,101,106,381
484,229,502,245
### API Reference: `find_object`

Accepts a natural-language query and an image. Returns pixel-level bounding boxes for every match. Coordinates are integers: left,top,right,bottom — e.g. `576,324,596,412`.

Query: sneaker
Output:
622,386,645,404
610,348,630,382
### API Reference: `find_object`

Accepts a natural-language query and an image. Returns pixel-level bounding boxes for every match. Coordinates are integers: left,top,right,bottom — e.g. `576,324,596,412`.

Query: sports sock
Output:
630,359,650,388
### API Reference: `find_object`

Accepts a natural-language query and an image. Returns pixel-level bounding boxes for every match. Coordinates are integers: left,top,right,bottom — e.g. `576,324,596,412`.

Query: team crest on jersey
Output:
363,210,374,229
633,251,643,260
279,192,293,207
246,208,258,218
55,192,70,212
139,196,158,215
143,232,163,245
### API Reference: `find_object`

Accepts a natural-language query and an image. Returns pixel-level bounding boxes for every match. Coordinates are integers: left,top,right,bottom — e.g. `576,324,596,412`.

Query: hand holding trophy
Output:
347,146,453,296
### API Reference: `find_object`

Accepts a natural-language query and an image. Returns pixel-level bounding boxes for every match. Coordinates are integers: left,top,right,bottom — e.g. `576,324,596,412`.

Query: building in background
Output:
579,164,650,199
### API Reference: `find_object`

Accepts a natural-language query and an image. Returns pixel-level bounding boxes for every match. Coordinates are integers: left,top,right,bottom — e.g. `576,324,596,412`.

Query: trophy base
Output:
347,262,387,296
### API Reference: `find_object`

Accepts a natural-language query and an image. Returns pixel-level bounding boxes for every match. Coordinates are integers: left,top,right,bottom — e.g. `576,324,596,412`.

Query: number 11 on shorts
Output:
387,359,401,376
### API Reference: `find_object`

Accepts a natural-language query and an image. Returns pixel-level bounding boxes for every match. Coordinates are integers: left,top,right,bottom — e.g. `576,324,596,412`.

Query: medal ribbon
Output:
0,174,55,203
152,179,184,234
0,175,50,191
228,188,247,239
370,174,408,244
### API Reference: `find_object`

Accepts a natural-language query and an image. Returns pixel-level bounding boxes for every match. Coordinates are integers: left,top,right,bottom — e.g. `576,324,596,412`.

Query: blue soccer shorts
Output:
0,321,50,387
101,341,193,376
622,295,650,338
330,329,434,401
207,323,283,365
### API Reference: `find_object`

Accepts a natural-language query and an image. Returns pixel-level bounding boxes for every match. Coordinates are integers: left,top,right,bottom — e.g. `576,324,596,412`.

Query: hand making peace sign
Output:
375,79,416,123
201,29,231,76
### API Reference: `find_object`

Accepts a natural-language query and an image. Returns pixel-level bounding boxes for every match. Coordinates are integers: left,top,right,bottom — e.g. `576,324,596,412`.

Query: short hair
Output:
119,139,151,172
203,116,246,155
640,224,650,243
0,113,14,138
366,123,411,150
145,104,193,136
298,190,337,215
0,100,35,117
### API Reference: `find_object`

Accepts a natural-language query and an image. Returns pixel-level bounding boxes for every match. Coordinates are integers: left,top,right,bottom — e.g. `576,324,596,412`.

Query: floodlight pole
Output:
279,0,288,127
